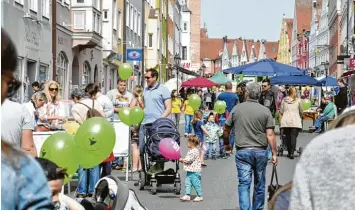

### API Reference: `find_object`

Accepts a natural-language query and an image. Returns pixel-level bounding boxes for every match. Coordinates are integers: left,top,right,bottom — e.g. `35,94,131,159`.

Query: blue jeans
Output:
219,137,225,156
229,128,235,151
112,157,123,167
267,145,272,160
235,149,268,210
205,142,217,158
100,162,111,178
185,172,203,197
77,165,100,195
184,114,193,134
315,115,329,130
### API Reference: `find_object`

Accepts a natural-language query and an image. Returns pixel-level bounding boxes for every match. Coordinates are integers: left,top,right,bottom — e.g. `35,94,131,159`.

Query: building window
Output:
182,46,187,60
137,12,141,36
82,61,91,86
113,0,117,29
57,52,68,98
304,42,308,52
103,10,108,21
130,5,134,29
29,0,38,12
134,9,138,33
73,12,85,29
41,0,50,18
38,65,49,83
93,12,96,31
126,1,129,27
96,14,100,33
9,58,22,103
118,10,122,38
183,22,187,31
148,34,153,47
77,0,84,3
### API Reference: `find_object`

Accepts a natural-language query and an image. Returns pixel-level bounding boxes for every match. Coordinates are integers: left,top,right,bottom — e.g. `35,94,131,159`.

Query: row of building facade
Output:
277,0,355,79
198,27,279,78
1,0,202,102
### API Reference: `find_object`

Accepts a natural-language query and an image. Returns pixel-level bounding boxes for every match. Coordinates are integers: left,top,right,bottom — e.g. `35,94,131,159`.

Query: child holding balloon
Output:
179,135,203,202
192,110,209,167
204,113,222,160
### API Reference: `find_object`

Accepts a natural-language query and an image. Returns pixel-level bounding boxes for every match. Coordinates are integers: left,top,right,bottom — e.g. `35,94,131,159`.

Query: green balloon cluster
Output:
188,94,201,110
40,117,117,181
119,106,144,126
214,100,227,114
74,117,116,168
118,63,133,80
40,132,79,184
302,99,312,111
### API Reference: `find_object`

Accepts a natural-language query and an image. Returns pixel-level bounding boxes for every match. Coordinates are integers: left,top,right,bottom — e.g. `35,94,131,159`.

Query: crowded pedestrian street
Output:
2,0,355,210
112,125,317,210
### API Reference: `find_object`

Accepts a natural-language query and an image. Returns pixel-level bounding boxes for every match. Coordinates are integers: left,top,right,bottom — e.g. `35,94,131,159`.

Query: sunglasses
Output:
6,79,22,98
145,76,151,80
262,85,268,87
49,87,58,92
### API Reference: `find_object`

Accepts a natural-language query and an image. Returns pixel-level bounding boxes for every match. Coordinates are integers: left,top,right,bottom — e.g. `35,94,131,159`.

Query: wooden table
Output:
302,111,318,125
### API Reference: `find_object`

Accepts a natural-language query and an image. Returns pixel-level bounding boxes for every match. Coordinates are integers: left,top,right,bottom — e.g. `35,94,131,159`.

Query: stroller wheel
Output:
138,171,145,190
174,180,181,195
151,181,157,195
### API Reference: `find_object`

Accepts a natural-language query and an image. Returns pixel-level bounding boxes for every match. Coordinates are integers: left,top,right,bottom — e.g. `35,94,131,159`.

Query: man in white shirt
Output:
1,99,37,157
106,79,133,121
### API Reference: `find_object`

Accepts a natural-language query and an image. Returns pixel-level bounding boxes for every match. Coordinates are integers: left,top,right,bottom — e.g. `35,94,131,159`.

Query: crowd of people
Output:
2,26,355,210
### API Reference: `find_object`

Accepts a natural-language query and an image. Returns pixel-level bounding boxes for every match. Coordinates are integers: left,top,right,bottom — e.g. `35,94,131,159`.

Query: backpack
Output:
78,100,103,119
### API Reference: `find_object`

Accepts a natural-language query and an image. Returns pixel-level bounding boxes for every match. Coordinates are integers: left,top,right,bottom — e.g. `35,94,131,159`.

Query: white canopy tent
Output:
164,78,182,92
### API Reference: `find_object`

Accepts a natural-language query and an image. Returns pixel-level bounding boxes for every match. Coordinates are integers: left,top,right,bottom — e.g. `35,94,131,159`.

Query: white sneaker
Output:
193,196,203,202
180,195,191,201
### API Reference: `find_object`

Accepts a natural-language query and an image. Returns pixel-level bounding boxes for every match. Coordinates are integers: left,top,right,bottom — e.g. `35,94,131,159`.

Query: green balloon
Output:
118,63,133,80
119,107,132,126
40,132,79,184
130,106,144,125
188,94,201,110
74,117,116,168
302,99,312,111
214,100,227,114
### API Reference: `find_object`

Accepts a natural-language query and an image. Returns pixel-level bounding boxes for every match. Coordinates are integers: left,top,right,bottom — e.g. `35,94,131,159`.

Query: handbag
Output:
268,164,282,201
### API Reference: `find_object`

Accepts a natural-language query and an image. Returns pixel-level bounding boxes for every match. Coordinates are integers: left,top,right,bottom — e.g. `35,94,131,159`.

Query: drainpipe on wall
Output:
141,0,145,86
159,0,163,82
123,1,127,64
52,0,57,80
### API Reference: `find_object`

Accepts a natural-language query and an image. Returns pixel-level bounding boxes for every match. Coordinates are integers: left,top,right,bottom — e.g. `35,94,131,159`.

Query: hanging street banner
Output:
126,48,142,61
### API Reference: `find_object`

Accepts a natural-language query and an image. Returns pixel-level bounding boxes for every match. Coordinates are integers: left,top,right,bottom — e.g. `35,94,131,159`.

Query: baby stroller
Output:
79,175,147,210
138,117,181,195
277,128,303,156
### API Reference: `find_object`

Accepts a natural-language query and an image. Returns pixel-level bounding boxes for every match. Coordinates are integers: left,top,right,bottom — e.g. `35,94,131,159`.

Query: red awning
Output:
181,77,219,88
342,70,355,77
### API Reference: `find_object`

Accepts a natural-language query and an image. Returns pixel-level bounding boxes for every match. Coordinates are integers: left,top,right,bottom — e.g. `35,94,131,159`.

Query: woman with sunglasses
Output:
24,92,48,129
1,29,53,210
37,80,66,131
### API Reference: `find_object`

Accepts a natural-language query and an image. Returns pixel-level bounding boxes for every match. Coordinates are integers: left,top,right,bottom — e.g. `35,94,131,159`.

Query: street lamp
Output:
174,53,181,93
321,61,330,87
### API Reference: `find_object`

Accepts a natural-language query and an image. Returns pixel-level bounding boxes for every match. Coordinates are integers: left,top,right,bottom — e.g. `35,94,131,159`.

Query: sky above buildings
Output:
201,0,295,41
